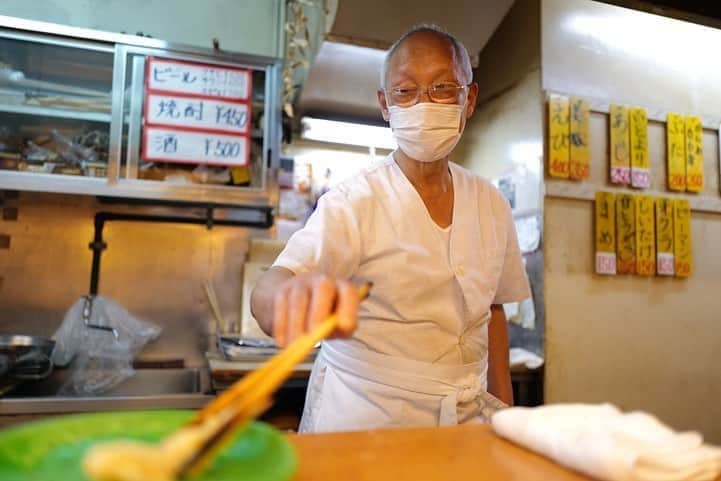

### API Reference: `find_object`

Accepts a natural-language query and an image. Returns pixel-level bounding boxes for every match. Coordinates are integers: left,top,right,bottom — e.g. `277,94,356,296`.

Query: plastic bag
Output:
51,129,97,164
52,296,161,396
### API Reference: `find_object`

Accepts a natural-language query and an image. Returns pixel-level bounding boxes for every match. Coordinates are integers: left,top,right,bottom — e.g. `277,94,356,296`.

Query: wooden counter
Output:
287,423,593,481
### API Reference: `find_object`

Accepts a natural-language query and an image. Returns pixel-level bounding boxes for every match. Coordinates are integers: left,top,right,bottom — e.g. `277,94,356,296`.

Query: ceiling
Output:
297,0,515,124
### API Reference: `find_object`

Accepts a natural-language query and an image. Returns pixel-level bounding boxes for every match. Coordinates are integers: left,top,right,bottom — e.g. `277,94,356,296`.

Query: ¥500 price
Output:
204,139,243,159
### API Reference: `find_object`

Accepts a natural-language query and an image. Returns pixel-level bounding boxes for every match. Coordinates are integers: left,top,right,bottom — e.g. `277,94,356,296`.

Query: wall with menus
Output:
542,0,721,444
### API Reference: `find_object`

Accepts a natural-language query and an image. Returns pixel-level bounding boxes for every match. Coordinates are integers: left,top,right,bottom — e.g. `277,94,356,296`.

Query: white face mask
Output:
388,102,465,163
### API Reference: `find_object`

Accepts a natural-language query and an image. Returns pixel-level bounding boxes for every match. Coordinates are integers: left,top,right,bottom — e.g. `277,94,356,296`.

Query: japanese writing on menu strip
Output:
548,94,570,179
635,195,656,275
142,57,253,167
629,107,650,189
598,192,692,279
569,98,590,180
595,191,616,275
666,113,686,191
615,193,636,275
674,199,692,277
655,198,675,276
609,105,631,185
685,116,704,192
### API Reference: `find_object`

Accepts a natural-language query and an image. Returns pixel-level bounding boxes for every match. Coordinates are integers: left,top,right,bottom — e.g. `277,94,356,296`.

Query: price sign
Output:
674,199,692,277
595,191,616,275
666,113,686,191
147,58,251,99
615,193,636,274
655,198,675,276
143,57,253,167
609,104,630,185
548,94,570,179
630,107,650,189
685,116,704,192
146,94,250,134
569,98,590,180
143,127,248,166
635,195,656,275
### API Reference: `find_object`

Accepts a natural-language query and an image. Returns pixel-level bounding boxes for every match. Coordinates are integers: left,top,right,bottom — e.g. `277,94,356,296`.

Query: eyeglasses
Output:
384,82,470,108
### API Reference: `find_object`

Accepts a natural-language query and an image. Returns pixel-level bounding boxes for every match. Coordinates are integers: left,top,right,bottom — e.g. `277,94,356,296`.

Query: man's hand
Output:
251,267,360,347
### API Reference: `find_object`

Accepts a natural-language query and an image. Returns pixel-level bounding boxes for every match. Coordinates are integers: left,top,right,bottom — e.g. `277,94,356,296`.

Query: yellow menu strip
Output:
609,104,630,185
666,113,686,191
655,198,675,276
595,191,616,275
685,116,704,192
569,98,590,180
629,107,650,189
548,94,570,179
615,194,636,275
674,199,692,277
635,194,655,275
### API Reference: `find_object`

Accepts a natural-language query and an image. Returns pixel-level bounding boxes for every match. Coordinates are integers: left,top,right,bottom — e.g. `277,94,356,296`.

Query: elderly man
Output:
251,25,530,433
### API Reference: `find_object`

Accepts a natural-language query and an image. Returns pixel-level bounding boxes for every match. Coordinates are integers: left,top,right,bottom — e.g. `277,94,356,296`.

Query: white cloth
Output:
508,347,544,370
273,154,531,431
492,404,721,481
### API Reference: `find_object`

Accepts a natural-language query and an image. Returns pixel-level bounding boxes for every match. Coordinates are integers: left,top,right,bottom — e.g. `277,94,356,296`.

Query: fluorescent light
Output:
301,117,396,150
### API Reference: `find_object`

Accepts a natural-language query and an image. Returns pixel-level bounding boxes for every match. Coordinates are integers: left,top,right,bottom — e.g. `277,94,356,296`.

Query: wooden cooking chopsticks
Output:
175,282,372,479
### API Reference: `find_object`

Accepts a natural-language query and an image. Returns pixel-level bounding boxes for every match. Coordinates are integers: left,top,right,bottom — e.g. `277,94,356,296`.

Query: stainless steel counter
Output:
0,368,214,415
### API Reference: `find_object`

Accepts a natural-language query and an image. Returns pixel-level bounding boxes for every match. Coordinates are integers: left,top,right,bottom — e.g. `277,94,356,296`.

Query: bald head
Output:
380,24,473,90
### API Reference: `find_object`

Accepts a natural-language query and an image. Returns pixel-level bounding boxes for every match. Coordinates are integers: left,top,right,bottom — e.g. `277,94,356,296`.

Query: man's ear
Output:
377,89,390,122
465,82,479,118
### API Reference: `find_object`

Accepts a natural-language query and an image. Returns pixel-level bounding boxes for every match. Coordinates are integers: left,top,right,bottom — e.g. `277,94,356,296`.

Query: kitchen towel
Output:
492,403,721,481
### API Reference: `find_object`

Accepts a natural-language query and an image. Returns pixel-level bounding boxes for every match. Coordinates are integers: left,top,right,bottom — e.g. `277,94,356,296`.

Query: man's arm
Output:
487,304,513,406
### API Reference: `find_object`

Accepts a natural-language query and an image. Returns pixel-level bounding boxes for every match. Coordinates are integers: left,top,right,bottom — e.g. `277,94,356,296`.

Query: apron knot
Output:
456,374,482,403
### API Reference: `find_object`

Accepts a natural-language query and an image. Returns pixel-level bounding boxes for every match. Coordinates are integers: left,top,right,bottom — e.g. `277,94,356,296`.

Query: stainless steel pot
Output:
0,335,55,386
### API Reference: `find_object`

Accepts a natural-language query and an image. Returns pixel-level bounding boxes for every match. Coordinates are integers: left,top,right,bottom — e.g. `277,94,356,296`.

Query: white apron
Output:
299,336,488,433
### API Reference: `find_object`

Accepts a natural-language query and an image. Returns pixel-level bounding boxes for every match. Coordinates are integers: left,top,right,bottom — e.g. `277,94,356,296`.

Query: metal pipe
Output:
88,208,273,296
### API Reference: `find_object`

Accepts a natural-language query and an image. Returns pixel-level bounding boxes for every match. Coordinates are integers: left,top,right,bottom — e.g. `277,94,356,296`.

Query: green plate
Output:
0,410,297,481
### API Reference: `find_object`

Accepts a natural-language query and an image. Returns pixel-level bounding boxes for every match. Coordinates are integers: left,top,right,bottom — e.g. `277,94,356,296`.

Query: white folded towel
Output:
491,404,721,481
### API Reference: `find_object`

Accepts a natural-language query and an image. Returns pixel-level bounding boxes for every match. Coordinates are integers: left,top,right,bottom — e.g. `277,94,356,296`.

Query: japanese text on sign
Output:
143,127,248,166
143,57,253,167
655,198,675,276
595,191,616,275
146,94,250,134
674,199,692,277
666,113,686,191
685,116,704,192
548,94,570,179
615,194,636,275
635,195,655,275
629,107,650,189
148,58,251,99
569,98,590,180
609,105,630,185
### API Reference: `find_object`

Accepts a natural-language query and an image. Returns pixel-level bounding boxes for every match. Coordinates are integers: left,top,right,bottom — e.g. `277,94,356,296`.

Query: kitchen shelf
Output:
0,15,282,206
0,103,111,123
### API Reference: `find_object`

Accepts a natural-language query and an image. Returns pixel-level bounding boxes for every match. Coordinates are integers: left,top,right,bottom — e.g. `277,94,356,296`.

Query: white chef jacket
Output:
273,154,530,432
